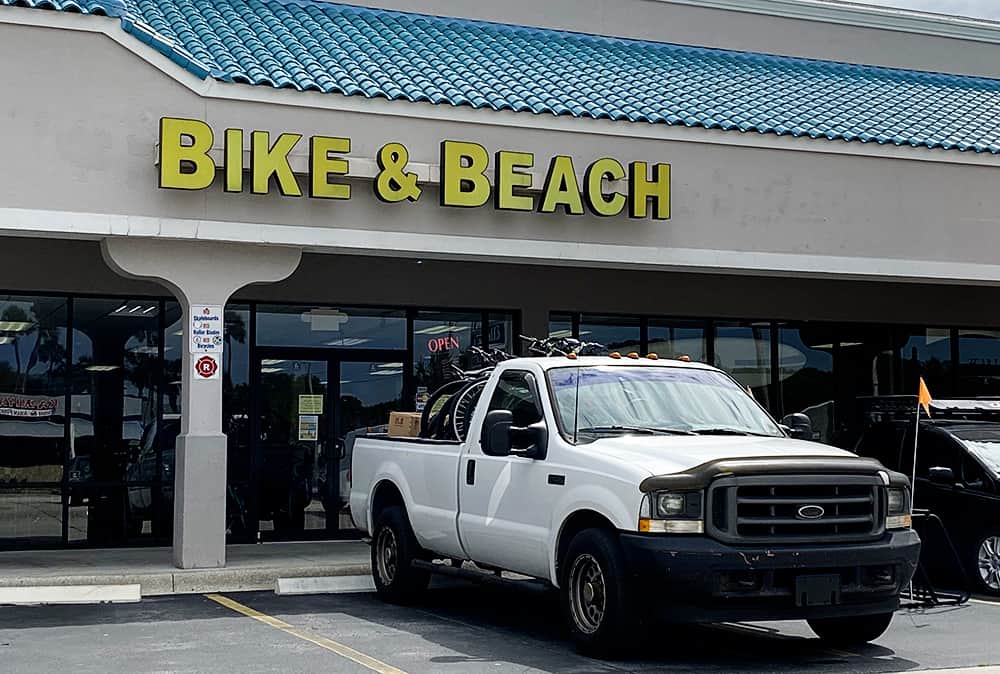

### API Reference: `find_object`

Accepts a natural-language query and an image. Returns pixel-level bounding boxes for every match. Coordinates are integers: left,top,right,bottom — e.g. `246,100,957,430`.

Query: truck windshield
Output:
547,366,783,442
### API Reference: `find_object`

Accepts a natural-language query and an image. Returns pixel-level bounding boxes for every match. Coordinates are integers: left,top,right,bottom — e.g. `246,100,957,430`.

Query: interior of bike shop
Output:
0,0,998,565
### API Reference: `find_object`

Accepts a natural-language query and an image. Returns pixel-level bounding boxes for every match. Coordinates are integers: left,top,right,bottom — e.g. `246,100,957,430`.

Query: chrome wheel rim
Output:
568,554,607,635
978,536,1000,591
375,527,398,586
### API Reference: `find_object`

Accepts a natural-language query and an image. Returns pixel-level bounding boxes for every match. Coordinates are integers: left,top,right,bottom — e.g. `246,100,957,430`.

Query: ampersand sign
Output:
373,142,422,203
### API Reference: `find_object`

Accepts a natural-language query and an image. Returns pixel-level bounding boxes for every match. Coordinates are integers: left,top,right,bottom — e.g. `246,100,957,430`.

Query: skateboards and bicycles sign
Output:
192,305,223,381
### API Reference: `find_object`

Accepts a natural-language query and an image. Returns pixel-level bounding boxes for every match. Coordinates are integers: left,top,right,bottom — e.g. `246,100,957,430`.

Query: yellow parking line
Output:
205,593,409,674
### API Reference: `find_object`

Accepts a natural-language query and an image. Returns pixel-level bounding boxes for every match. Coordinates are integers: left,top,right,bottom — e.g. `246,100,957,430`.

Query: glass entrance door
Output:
253,352,405,541
256,356,329,540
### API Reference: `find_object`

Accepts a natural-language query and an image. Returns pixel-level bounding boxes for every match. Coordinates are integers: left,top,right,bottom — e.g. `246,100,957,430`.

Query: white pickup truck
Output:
350,355,920,655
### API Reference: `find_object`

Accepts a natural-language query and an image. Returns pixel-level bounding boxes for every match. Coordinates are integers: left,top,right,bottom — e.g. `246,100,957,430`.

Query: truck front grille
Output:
707,475,884,544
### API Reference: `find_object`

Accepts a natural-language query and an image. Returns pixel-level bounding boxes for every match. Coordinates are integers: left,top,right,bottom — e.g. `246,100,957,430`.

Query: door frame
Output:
250,346,407,542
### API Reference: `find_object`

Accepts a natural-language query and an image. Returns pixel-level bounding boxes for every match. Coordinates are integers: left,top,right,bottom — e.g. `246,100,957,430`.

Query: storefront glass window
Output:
548,313,574,340
256,305,406,349
648,319,706,362
713,322,773,410
69,298,162,543
0,296,68,487
777,324,836,443
413,311,480,396
957,329,1000,397
484,313,514,355
898,328,952,398
579,315,641,353
223,304,252,539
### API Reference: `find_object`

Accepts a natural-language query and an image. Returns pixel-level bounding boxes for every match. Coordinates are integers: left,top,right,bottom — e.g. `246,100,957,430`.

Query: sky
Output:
856,0,1000,21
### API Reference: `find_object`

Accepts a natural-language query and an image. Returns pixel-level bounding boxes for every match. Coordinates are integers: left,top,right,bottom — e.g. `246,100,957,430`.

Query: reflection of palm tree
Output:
1,306,34,392
224,310,247,378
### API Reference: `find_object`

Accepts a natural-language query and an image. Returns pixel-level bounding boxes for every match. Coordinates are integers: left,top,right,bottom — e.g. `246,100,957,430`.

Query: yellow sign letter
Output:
224,128,244,193
158,117,215,191
584,158,627,217
629,161,671,220
251,130,303,197
494,150,534,211
539,156,584,215
440,140,490,208
310,136,351,200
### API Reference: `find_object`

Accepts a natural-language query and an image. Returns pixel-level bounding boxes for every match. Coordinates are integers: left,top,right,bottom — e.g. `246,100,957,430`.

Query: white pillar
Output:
101,238,301,569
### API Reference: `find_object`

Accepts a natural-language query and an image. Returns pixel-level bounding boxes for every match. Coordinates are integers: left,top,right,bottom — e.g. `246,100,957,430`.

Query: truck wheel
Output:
561,528,644,657
371,506,429,603
808,612,894,645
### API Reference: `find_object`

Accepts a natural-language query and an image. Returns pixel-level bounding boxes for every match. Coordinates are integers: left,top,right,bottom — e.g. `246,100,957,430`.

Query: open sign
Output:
427,336,460,353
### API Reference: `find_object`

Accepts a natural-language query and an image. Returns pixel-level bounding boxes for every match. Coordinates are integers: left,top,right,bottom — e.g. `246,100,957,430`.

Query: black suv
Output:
854,409,1000,595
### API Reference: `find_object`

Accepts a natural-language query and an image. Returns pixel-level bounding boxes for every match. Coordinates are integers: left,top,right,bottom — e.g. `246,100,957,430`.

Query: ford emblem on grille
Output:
797,504,825,520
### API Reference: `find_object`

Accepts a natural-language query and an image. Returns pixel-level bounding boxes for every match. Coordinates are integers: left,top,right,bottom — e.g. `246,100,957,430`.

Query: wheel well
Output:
555,510,616,579
370,480,405,524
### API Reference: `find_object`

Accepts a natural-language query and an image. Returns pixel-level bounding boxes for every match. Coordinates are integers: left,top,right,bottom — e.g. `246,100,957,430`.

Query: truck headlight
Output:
886,487,911,529
639,491,704,534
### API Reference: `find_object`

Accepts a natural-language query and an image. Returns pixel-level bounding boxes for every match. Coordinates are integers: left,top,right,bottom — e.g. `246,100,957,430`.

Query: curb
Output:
0,563,371,597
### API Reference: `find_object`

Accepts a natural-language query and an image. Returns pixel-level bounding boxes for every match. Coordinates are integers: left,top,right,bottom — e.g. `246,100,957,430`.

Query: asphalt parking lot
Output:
0,579,998,674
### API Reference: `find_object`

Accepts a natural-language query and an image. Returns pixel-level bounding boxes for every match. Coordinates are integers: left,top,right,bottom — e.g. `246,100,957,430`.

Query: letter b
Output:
440,140,490,208
159,117,215,190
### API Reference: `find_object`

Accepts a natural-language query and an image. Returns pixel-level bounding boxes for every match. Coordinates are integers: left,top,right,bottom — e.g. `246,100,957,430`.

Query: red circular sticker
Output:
195,355,219,379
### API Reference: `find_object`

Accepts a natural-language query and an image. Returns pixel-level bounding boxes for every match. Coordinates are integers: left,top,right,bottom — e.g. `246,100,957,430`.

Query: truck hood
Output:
586,435,853,478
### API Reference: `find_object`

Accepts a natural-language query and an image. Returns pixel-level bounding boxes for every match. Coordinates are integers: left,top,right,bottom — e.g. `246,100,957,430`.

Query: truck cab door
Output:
458,369,557,579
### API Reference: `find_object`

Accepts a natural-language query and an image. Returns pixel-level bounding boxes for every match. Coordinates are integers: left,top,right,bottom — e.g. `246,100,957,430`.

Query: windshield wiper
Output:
577,425,697,436
690,427,775,437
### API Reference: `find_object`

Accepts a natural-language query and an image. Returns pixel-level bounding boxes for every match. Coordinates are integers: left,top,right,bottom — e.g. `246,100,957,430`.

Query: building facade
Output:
0,0,998,567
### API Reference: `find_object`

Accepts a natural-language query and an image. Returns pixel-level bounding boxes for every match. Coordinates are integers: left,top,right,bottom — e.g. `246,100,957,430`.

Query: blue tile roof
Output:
3,0,1000,153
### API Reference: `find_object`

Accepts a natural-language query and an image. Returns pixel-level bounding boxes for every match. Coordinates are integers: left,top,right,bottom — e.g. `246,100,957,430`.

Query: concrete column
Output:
101,239,301,569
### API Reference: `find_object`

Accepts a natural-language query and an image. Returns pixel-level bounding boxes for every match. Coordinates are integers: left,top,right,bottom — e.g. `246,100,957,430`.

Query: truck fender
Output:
547,485,635,587
365,461,416,535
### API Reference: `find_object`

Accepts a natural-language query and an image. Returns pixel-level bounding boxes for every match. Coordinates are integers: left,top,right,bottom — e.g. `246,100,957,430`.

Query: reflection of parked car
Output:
318,425,387,514
855,403,1000,595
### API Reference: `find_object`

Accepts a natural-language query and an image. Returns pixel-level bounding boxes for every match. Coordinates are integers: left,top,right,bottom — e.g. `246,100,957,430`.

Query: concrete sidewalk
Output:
0,541,371,596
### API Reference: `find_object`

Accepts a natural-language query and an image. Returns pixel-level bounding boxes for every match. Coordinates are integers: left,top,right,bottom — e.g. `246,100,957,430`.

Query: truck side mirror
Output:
928,466,955,486
481,409,513,457
780,413,813,440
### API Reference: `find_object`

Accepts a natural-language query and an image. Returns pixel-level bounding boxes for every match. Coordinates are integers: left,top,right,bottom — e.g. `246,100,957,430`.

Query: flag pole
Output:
908,397,919,602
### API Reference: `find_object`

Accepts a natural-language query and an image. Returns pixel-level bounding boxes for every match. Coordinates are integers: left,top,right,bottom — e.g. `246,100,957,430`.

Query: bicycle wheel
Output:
420,379,467,438
451,379,488,442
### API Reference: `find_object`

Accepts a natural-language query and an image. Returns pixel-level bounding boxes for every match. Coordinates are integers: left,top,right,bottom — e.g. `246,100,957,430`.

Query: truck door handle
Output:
466,459,476,485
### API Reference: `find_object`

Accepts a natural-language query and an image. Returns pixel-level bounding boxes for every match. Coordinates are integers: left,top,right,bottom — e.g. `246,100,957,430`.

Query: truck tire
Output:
808,612,894,645
561,528,644,657
371,506,429,603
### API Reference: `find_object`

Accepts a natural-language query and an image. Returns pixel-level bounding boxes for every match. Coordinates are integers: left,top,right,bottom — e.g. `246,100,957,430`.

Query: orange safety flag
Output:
918,377,933,416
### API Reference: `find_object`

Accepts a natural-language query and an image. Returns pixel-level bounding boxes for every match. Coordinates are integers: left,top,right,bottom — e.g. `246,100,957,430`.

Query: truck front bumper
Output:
619,529,921,622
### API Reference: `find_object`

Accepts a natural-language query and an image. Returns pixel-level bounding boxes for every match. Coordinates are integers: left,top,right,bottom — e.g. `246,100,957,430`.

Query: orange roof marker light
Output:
609,352,622,359
677,355,691,362
566,352,578,360
646,353,659,360
626,352,640,359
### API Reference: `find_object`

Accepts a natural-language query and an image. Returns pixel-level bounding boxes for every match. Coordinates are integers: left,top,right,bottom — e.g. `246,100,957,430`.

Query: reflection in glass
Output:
899,328,952,397
69,298,163,543
579,315,641,353
224,305,251,539
0,296,68,487
256,305,405,349
777,325,835,443
337,361,404,532
258,359,325,535
413,311,480,395
648,319,706,362
0,487,62,542
548,313,574,341
713,322,773,409
958,329,1000,397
